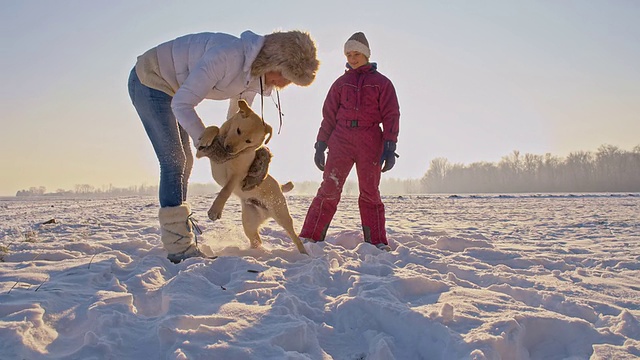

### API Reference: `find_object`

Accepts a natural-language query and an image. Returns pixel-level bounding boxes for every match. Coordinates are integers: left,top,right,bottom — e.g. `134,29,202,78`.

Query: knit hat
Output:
344,32,371,58
251,30,320,87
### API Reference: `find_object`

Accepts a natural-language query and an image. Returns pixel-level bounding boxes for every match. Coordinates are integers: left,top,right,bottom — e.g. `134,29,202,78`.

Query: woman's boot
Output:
158,203,205,263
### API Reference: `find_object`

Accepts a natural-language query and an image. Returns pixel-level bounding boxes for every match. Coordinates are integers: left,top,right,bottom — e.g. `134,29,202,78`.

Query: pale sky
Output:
2,1,639,196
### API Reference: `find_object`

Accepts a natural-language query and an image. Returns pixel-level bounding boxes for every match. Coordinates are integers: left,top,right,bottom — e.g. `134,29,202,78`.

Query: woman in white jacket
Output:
128,30,319,263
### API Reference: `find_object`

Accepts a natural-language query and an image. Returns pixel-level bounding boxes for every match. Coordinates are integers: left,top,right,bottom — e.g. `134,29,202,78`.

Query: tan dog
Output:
196,100,307,255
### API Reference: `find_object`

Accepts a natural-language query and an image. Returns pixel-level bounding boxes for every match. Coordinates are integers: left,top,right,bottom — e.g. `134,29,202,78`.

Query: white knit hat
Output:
344,32,370,58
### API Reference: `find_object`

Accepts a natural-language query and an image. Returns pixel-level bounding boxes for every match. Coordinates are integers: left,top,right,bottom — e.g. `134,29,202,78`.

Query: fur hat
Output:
344,32,370,58
251,30,320,87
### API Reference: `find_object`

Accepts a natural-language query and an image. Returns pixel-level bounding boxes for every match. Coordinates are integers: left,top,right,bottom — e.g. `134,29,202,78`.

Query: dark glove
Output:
314,141,328,171
380,141,399,172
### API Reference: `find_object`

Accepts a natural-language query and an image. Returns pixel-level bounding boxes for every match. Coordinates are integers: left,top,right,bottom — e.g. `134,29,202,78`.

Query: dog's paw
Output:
249,239,262,248
197,126,220,149
207,206,223,221
195,148,207,159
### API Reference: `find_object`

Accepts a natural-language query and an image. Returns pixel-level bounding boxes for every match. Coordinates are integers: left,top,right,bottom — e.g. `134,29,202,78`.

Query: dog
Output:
196,99,308,255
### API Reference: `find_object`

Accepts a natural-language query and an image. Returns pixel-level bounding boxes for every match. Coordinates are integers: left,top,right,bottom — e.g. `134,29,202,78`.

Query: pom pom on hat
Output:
344,32,370,58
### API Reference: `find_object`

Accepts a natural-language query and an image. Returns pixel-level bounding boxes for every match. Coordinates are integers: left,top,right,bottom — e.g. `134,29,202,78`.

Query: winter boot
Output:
375,243,392,252
300,237,317,244
159,204,205,263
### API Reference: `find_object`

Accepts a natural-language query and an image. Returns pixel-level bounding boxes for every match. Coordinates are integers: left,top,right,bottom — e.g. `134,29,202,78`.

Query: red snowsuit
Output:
300,63,400,245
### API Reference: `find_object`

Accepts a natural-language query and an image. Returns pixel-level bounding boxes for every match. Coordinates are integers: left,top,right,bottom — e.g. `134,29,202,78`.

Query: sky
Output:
1,1,639,196
1,194,639,358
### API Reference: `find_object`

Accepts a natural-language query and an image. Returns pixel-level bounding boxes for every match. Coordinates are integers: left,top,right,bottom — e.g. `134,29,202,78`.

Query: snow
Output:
1,193,639,359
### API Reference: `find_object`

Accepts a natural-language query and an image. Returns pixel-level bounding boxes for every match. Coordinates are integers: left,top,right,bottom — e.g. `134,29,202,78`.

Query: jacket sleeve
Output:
379,79,400,143
316,81,340,143
171,50,230,143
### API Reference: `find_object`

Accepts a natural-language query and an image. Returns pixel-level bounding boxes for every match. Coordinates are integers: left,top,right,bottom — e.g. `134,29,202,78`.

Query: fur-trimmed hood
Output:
251,30,320,86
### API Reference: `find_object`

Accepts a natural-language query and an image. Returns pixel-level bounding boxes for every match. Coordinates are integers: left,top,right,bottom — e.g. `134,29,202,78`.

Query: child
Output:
299,32,400,251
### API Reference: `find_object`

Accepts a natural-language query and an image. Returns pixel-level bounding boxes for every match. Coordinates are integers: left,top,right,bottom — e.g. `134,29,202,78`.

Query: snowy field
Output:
1,193,639,360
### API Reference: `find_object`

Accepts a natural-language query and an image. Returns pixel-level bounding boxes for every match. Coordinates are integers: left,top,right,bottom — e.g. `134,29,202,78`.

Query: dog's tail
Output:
280,181,294,193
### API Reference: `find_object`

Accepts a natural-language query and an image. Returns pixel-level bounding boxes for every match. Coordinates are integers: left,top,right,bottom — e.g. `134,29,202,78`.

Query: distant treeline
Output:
15,144,640,196
423,144,640,193
14,180,417,197
15,183,220,197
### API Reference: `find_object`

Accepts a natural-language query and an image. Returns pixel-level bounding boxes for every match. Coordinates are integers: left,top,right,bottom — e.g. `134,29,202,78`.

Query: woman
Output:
299,32,400,251
128,30,319,263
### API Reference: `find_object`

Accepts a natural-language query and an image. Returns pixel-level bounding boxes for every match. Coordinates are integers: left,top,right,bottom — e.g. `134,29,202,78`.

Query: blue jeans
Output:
128,68,193,207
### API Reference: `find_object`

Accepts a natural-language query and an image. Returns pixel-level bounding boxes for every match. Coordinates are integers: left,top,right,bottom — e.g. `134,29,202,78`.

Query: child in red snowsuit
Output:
299,32,400,251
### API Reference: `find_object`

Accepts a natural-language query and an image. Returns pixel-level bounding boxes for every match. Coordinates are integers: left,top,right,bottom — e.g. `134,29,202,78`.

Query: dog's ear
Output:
238,99,251,118
263,123,273,145
219,120,230,137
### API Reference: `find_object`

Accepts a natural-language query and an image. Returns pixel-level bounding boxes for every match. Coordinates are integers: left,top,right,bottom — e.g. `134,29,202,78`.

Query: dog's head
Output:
219,100,273,156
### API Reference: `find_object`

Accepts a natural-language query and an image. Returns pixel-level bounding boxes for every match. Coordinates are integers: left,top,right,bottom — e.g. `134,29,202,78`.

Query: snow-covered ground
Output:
1,193,639,359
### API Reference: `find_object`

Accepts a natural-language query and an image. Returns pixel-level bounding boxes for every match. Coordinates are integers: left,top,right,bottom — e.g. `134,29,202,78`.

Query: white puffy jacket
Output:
149,31,271,142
